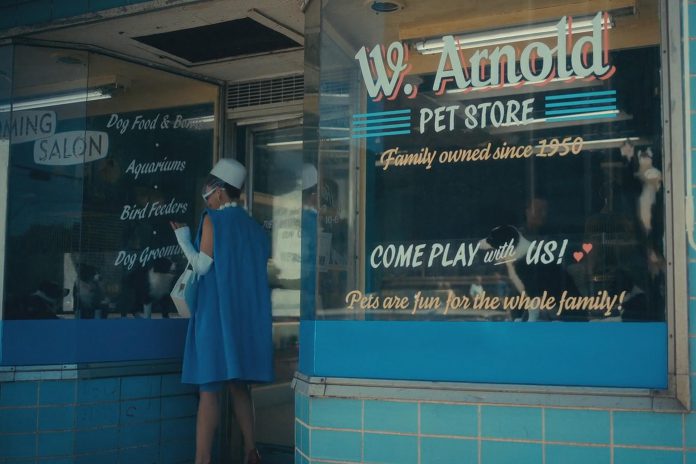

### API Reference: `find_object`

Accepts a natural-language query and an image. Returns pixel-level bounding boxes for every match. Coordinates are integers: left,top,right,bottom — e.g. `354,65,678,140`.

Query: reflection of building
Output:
0,1,694,464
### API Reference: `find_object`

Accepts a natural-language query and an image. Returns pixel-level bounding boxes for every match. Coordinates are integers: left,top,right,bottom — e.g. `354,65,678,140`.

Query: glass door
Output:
222,123,303,464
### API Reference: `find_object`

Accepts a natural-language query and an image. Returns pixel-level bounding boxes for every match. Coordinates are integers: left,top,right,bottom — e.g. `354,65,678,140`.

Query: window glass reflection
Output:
314,1,665,322
250,126,302,382
2,46,218,320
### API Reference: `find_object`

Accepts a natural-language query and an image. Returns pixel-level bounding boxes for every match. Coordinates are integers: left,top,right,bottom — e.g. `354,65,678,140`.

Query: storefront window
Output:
301,0,670,388
0,44,219,363
311,0,666,324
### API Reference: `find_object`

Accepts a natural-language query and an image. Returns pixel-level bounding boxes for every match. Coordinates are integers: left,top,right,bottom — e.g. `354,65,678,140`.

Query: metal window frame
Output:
310,0,690,411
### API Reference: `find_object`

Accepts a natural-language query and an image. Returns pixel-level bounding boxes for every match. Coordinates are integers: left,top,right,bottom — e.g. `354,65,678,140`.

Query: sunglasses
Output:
202,182,224,201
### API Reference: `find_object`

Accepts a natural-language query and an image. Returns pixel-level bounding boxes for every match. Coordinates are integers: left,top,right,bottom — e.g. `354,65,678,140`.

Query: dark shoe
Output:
246,448,261,464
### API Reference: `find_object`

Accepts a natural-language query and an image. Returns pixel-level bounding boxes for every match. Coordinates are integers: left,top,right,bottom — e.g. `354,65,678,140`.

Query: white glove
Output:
175,226,213,275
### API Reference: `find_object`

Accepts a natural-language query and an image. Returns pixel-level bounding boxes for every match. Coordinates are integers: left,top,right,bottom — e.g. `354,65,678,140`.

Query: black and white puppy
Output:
74,264,106,319
124,257,178,318
480,225,585,321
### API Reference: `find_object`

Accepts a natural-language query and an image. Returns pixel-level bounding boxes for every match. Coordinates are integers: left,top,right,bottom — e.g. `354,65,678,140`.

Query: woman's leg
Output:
196,390,221,464
229,382,256,455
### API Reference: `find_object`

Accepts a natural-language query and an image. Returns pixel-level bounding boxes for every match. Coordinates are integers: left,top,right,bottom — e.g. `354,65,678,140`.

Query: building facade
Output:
294,1,696,463
0,1,694,464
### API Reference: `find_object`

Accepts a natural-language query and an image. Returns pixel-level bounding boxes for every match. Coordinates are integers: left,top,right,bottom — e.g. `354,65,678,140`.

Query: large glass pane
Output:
0,44,221,366
78,52,217,320
1,46,219,323
248,125,302,449
3,45,88,321
314,0,666,323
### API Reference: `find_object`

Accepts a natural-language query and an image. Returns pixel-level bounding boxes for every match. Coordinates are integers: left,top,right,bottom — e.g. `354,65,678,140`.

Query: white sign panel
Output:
0,110,56,144
33,130,109,165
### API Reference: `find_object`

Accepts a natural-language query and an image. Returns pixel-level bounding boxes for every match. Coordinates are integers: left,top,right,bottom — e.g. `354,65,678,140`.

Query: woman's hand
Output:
170,221,187,231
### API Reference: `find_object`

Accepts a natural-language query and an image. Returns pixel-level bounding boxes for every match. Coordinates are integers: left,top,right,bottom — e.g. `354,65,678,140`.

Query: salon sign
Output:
355,11,614,101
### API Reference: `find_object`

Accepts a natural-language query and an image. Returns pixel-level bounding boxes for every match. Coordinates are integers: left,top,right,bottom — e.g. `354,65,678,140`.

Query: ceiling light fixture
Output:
415,15,613,55
0,89,111,113
368,1,404,13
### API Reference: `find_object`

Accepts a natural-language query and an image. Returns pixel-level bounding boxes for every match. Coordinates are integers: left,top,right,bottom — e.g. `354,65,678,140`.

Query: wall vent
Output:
227,75,304,110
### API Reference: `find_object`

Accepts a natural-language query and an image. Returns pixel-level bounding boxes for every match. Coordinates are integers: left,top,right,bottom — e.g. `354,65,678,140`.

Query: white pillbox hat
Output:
302,163,318,190
210,158,246,188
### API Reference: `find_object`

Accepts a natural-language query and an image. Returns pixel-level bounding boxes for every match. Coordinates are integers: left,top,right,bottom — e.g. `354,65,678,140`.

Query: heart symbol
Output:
573,251,584,262
582,243,593,253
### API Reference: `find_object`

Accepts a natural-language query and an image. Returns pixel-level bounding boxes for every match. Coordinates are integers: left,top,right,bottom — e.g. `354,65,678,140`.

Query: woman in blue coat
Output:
171,158,273,464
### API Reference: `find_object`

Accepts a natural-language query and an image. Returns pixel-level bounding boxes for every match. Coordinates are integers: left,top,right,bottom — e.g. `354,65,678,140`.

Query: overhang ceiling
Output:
26,0,306,83
19,0,658,85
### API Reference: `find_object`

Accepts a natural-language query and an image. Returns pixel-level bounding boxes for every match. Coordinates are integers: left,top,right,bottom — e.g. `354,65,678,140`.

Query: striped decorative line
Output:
352,116,411,125
545,90,617,101
546,112,618,123
351,109,412,139
351,130,412,139
545,105,617,116
352,123,411,132
352,109,411,118
545,97,616,108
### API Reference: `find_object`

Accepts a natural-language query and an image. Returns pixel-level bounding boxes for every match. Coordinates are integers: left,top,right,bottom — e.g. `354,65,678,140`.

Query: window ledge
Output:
292,372,687,412
0,358,182,381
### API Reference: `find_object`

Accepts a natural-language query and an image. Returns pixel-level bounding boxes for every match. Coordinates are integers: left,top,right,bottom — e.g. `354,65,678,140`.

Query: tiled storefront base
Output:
293,377,696,464
0,366,197,463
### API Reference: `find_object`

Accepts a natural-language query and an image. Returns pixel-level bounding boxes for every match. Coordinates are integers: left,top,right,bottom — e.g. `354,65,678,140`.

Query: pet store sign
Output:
353,11,615,136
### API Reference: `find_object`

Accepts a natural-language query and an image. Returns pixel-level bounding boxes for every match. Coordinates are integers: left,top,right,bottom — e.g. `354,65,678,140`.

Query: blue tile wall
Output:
544,409,610,444
1,381,38,406
159,438,195,464
0,433,37,459
421,403,477,437
294,421,302,454
296,391,309,423
0,407,37,433
74,451,119,464
421,437,477,464
120,398,161,424
39,381,76,405
686,412,696,447
481,406,542,441
118,421,159,448
160,417,195,442
1,371,197,461
120,375,161,400
38,431,74,457
161,395,197,419
294,397,693,464
480,441,542,464
364,400,418,433
39,406,75,431
118,444,160,464
75,402,119,428
74,427,119,454
310,397,361,429
310,429,361,462
545,445,610,464
614,448,683,464
161,374,195,396
363,433,418,464
613,411,683,448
